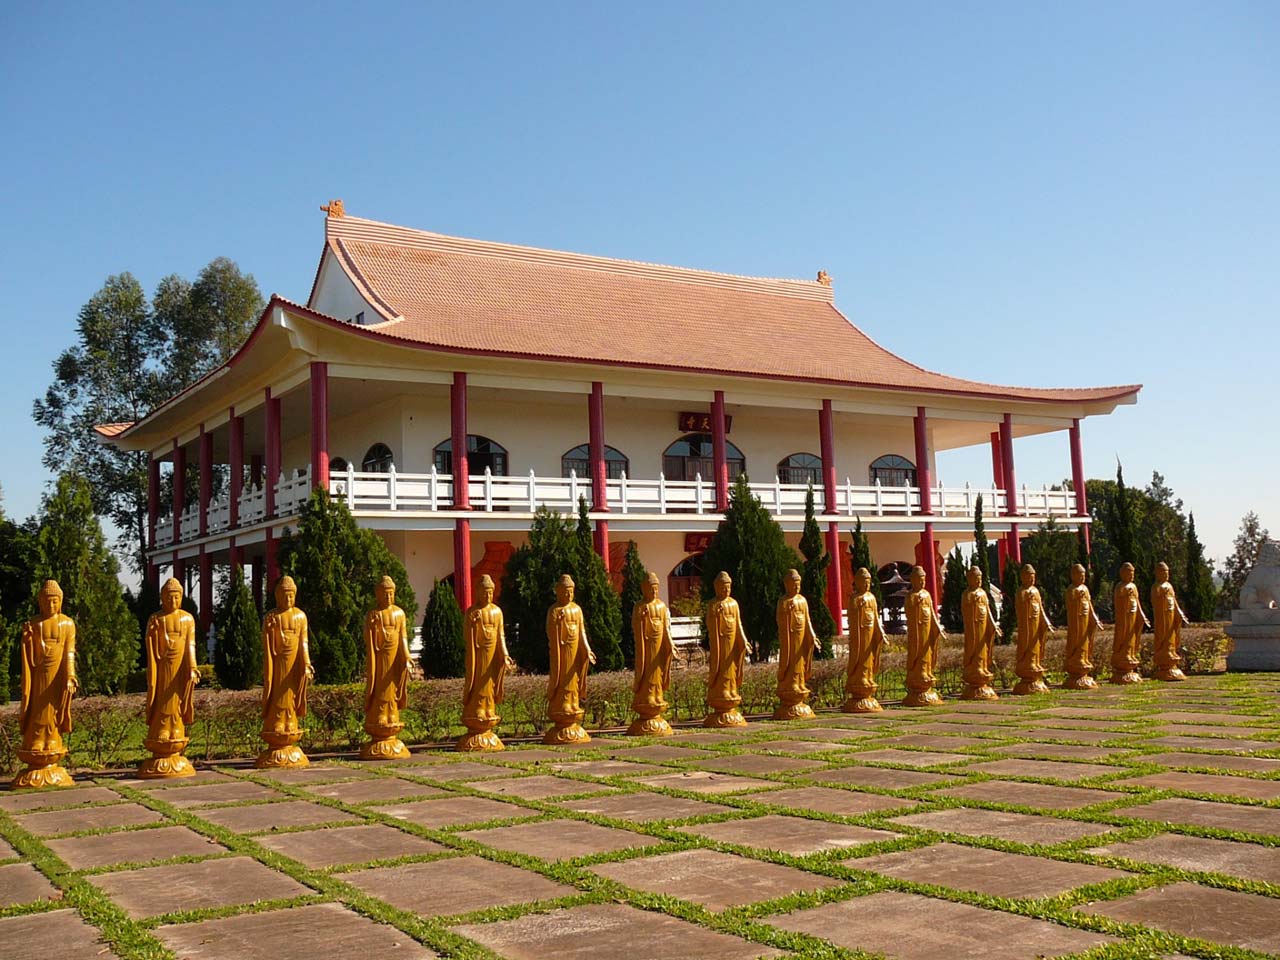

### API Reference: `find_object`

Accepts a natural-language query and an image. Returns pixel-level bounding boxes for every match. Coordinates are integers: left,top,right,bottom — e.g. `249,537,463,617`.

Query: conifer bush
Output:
420,579,465,678
799,485,837,656
618,540,648,668
502,506,578,671
213,572,260,690
849,516,883,608
573,498,623,671
940,547,967,632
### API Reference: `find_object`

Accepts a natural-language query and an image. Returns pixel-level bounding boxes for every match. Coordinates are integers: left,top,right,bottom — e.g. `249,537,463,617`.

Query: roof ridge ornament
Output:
817,270,832,287
320,199,346,218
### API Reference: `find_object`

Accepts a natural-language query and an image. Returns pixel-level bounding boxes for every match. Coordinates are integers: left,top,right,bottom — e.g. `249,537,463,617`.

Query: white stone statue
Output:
1239,540,1280,613
1227,539,1280,670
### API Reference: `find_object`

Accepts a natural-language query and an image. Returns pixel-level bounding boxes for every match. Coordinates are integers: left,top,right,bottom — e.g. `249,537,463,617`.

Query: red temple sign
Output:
684,532,715,553
678,412,732,433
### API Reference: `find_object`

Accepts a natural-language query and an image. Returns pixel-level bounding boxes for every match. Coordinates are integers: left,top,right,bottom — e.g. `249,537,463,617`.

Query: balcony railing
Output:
153,467,311,548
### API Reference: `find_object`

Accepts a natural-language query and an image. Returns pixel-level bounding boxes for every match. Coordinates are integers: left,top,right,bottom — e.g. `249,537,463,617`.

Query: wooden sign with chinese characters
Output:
684,532,715,553
678,412,733,433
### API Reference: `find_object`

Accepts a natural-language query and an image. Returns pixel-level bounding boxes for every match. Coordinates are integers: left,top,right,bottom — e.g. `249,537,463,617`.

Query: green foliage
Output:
35,473,137,694
700,475,800,663
278,488,417,683
1110,462,1144,593
0,513,37,697
573,498,624,672
501,506,578,671
972,494,992,592
940,547,967,632
999,558,1020,644
618,540,647,668
154,258,264,385
799,485,836,655
420,579,465,678
1182,512,1217,622
0,615,11,703
849,515,883,608
213,573,261,689
1020,518,1076,625
1221,510,1269,614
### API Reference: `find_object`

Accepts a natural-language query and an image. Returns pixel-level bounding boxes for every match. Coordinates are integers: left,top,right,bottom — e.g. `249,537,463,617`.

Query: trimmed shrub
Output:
420,579,465,678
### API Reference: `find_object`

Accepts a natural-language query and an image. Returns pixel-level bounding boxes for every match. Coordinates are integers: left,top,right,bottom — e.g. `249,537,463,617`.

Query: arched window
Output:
777,452,822,486
561,444,630,480
329,457,349,474
662,433,745,482
362,444,394,473
667,553,704,601
869,454,916,487
433,435,508,477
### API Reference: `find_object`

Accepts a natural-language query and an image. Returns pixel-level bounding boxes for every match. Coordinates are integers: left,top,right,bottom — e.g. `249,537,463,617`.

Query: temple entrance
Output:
668,552,705,601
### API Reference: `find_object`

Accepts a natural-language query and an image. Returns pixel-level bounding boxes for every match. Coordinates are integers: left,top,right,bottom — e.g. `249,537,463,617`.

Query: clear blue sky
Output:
1,2,1276,565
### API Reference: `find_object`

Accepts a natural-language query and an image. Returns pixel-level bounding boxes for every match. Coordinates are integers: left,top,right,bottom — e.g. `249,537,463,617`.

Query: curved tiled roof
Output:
311,215,1138,404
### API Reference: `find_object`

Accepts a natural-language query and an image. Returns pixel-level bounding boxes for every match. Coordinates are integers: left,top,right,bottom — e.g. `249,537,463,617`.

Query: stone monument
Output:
457,574,514,751
773,569,820,719
705,571,751,727
628,573,674,736
139,578,200,778
1226,539,1280,670
362,576,411,759
545,574,595,744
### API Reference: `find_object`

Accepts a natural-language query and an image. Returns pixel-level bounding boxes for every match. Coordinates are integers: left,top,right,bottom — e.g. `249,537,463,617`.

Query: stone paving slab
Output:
1032,717,1135,731
878,734,990,751
605,744,714,764
89,855,310,918
1150,711,1269,726
847,748,972,768
635,769,775,794
850,842,1128,898
462,818,657,860
889,808,1115,844
1142,751,1280,774
0,861,60,906
558,791,734,822
159,780,285,807
116,769,236,789
341,854,576,916
14,802,163,837
782,726,878,741
962,758,1123,782
1115,797,1280,835
930,780,1121,810
461,774,617,800
1158,723,1275,737
491,747,590,763
0,908,119,960
378,795,529,828
911,721,1017,736
768,890,1114,959
1147,735,1278,752
454,902,783,960
256,823,448,868
1113,770,1280,800
1019,727,1120,745
675,813,898,855
396,760,518,781
246,764,376,785
590,847,840,909
697,753,828,776
747,785,921,816
45,824,225,869
1087,833,1280,884
988,742,1123,761
154,901,438,958
0,785,123,814
549,759,657,778
807,765,956,790
742,737,864,754
301,777,448,805
0,836,16,859
1038,707,1140,720
1079,881,1280,954
196,799,359,834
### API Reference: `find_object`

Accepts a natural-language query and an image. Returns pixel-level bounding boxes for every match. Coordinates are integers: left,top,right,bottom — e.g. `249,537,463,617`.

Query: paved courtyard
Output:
1,672,1278,959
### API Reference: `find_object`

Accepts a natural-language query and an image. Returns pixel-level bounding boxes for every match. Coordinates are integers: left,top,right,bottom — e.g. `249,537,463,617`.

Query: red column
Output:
819,399,843,630
250,454,263,488
991,431,1008,577
198,425,212,538
264,389,281,518
712,390,729,511
310,361,330,491
229,410,244,529
198,548,213,636
589,381,610,571
147,453,160,589
1070,418,1090,554
1001,414,1022,565
229,539,243,575
451,372,472,608
913,407,938,603
172,439,186,540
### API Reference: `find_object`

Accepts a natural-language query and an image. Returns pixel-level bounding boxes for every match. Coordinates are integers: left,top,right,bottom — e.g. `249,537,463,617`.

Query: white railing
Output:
275,467,311,516
327,468,1077,519
239,482,266,525
155,516,174,547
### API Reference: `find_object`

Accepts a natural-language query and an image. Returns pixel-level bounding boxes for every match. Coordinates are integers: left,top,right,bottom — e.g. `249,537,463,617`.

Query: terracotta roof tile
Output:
318,214,1138,404
92,422,134,439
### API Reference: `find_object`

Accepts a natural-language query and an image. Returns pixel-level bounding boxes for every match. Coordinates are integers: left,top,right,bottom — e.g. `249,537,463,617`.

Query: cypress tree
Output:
999,559,1020,644
849,516,883,608
973,494,992,593
501,506,577,671
1183,512,1217,622
213,571,261,689
1112,462,1141,582
799,485,837,656
618,540,647,668
572,497,624,671
420,579,465,678
36,473,138,694
278,488,417,683
940,546,967,632
0,615,11,702
701,475,800,662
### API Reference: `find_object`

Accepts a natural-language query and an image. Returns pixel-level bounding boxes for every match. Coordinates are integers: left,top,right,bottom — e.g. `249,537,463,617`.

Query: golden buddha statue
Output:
14,580,77,789
1151,561,1189,682
362,576,411,760
256,575,314,768
1064,563,1101,689
705,571,751,727
843,567,887,712
545,574,595,744
1013,564,1053,695
960,566,1000,701
1111,562,1148,684
628,572,674,736
457,574,515,751
773,569,821,719
903,565,945,706
138,578,200,778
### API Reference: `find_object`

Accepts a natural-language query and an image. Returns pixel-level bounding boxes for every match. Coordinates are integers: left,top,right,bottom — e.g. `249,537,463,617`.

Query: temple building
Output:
98,203,1139,634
